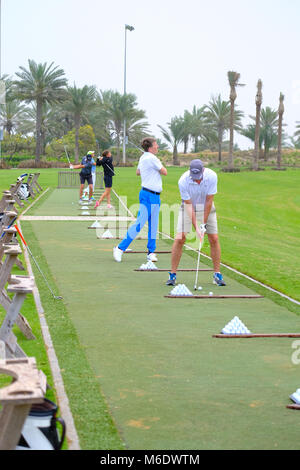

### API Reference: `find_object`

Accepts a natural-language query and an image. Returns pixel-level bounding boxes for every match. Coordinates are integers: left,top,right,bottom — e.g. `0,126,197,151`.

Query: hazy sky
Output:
2,0,300,150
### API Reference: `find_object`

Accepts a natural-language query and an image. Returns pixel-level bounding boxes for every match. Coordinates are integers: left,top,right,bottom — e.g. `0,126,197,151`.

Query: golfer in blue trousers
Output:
113,137,167,263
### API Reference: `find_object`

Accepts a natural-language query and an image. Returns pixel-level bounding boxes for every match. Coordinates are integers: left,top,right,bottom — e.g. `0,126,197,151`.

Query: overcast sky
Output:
2,0,300,150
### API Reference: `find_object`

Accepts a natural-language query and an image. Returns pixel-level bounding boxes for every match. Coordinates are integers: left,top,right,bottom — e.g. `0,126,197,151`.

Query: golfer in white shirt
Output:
166,159,226,287
113,138,167,263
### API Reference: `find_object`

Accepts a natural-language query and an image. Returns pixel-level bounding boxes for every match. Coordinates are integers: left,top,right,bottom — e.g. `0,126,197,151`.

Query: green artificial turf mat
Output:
26,188,128,217
21,216,300,450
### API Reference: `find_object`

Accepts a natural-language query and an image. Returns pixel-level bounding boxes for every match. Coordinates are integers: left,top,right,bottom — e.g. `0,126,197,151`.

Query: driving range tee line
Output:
286,404,300,410
135,268,213,272
126,251,171,254
213,333,300,338
165,294,264,299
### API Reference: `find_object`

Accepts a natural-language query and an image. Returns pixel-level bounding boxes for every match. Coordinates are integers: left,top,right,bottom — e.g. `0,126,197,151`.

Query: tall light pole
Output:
123,24,134,165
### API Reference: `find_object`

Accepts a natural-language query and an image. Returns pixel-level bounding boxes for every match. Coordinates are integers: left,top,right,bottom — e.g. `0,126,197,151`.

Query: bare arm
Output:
203,195,214,224
136,168,141,176
160,166,167,176
70,164,84,169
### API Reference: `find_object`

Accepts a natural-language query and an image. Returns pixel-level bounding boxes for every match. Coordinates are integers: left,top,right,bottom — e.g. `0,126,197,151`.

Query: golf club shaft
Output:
128,140,143,152
64,146,71,165
194,237,203,289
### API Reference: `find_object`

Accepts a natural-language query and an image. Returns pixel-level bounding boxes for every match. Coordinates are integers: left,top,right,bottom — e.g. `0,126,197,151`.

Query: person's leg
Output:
205,209,226,286
79,184,84,199
147,195,160,254
97,188,109,204
166,207,190,285
107,188,112,206
117,191,149,252
89,183,93,199
171,233,186,273
207,234,221,272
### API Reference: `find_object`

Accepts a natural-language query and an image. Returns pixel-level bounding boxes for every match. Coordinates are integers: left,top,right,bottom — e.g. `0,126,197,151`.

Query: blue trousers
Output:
118,189,161,253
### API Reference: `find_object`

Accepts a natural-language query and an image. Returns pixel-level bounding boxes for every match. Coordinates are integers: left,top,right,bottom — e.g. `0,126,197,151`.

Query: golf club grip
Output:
15,225,27,246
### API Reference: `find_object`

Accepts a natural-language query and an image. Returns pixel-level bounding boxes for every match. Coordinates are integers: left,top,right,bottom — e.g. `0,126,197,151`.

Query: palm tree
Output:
227,71,245,169
158,116,185,165
65,84,97,162
260,107,279,161
204,94,243,162
277,93,284,169
181,110,193,153
242,107,280,161
0,99,28,135
189,106,207,153
14,60,67,162
253,80,263,170
294,121,300,140
100,90,148,163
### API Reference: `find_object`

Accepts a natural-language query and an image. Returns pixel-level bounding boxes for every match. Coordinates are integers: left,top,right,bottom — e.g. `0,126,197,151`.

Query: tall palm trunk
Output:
253,79,262,171
35,98,42,163
116,132,121,164
277,93,284,169
183,137,188,154
74,114,80,163
218,127,223,163
173,143,179,165
228,88,236,169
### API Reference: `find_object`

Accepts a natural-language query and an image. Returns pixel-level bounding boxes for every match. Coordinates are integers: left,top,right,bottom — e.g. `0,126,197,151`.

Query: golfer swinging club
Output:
113,137,167,263
166,159,226,287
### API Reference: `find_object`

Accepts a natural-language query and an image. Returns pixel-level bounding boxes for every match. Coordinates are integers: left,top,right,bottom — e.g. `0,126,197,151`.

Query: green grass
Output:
0,166,299,449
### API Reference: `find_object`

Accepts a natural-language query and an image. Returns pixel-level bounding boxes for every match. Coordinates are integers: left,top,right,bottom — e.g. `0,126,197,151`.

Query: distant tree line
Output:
0,61,298,169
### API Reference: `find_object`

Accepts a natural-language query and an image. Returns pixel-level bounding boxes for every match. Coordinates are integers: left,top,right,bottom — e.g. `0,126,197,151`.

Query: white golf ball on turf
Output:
198,286,202,290
209,292,213,296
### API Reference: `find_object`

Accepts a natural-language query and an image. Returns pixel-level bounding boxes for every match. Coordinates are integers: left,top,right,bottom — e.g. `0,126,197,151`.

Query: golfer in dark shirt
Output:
94,150,115,209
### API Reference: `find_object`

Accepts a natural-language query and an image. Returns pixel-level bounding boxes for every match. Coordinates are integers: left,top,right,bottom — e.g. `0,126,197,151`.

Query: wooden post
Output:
0,357,46,450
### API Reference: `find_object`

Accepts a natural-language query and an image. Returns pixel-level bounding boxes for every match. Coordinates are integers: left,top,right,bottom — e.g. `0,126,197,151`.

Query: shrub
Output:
18,159,69,169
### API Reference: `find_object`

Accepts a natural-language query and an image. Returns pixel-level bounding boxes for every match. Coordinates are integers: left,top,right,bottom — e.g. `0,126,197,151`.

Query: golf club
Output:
128,140,143,152
64,145,71,165
194,236,204,290
15,225,63,300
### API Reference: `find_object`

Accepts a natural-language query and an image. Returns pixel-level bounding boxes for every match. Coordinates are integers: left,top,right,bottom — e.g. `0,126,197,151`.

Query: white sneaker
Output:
147,253,158,262
113,246,123,262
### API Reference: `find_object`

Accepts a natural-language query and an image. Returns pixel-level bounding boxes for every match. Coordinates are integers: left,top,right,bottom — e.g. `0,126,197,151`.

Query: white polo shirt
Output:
178,168,217,210
137,152,163,193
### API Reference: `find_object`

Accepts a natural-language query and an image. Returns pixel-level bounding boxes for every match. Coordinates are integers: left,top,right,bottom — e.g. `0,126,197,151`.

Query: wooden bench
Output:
0,226,25,272
0,274,35,358
9,183,25,208
0,244,35,343
0,211,18,235
0,191,14,212
30,173,43,194
26,174,36,199
0,357,46,450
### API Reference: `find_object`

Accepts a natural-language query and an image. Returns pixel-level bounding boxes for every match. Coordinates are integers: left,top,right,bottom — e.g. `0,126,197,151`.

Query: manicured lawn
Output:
0,166,299,450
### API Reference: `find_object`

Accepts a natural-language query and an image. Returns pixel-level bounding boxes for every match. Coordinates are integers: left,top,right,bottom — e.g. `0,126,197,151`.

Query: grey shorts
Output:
176,205,218,234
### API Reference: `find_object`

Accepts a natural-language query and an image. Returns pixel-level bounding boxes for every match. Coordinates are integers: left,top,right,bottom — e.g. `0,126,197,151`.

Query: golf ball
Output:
209,292,213,296
198,286,202,290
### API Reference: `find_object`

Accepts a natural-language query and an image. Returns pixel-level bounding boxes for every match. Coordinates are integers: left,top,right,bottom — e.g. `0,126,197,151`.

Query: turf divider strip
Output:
135,268,213,272
286,405,300,410
165,294,264,299
213,333,300,338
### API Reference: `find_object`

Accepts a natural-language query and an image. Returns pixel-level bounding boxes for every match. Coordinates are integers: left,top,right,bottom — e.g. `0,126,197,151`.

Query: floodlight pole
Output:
123,24,134,165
